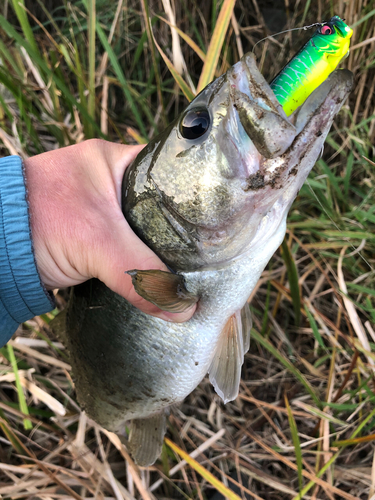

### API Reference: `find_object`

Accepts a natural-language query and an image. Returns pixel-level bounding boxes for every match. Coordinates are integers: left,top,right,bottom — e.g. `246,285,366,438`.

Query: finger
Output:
102,141,146,199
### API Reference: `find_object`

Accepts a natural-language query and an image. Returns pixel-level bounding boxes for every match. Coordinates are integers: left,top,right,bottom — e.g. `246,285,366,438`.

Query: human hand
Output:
24,139,196,322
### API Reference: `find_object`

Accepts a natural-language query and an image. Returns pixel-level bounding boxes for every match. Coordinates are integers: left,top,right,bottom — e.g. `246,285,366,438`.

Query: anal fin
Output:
128,411,167,466
209,303,252,404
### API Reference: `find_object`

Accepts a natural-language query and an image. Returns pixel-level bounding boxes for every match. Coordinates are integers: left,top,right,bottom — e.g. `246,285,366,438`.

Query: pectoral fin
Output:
209,304,252,404
128,412,167,466
126,269,198,313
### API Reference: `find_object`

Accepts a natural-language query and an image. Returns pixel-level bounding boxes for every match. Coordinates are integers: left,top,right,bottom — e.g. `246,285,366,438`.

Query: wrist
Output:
0,155,54,344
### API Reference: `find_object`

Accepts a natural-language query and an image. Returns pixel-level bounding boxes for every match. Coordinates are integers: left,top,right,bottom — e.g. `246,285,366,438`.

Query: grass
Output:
0,0,374,498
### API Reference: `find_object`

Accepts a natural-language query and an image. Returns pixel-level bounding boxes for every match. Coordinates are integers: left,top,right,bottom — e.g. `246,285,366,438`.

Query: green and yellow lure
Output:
270,16,353,116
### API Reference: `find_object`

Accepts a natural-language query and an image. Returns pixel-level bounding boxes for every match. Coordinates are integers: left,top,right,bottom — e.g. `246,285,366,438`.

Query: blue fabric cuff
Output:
0,155,55,346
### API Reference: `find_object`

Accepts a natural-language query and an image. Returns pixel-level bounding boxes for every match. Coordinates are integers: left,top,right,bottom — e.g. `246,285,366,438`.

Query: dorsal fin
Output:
128,411,167,466
208,303,252,404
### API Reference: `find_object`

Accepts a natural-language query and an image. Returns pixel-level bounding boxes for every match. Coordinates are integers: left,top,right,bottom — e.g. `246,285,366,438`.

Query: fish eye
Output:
180,108,210,140
320,24,334,35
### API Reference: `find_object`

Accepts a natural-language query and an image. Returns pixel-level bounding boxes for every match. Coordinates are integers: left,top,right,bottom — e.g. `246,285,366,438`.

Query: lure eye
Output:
180,109,210,140
321,25,333,35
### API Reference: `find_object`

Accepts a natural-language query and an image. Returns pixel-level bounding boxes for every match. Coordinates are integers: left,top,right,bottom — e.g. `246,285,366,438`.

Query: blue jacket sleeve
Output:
0,155,55,347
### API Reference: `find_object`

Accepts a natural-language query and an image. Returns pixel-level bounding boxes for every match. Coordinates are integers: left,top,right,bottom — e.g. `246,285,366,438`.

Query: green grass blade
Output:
152,36,195,101
86,0,96,138
292,452,340,500
324,401,360,410
347,283,375,297
285,396,303,492
0,14,102,137
197,0,236,93
281,239,301,327
0,39,23,77
301,0,312,26
349,407,375,440
344,152,354,197
9,0,38,54
352,8,375,27
7,344,32,430
294,401,347,426
251,329,321,407
317,159,344,202
157,15,206,62
90,13,148,138
0,409,25,454
304,304,325,349
333,434,375,447
0,91,14,123
180,0,205,51
0,347,29,369
0,67,45,151
140,0,166,125
131,29,149,71
70,38,92,136
320,230,375,240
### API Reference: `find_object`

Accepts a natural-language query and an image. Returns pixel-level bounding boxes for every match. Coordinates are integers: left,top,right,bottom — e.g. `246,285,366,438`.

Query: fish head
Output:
123,53,353,270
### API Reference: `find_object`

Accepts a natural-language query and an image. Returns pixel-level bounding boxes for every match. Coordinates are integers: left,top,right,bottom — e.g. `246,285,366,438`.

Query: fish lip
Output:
239,69,353,194
261,69,353,187
226,54,353,188
293,68,354,135
226,57,253,102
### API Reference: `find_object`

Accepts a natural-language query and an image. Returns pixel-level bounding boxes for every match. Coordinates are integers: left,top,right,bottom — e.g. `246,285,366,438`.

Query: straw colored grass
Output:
0,0,374,498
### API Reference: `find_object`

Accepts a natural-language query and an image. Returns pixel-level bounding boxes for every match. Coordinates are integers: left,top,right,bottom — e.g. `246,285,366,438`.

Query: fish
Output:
270,16,353,115
60,53,353,466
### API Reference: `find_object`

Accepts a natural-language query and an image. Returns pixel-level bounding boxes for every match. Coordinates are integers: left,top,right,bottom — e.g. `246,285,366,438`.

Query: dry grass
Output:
0,0,374,498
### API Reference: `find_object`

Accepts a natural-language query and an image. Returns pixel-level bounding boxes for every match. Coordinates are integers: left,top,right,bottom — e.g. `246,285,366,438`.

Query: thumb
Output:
94,210,196,323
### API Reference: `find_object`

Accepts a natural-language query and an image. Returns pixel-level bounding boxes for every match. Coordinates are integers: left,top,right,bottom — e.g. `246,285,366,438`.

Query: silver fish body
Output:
64,53,353,465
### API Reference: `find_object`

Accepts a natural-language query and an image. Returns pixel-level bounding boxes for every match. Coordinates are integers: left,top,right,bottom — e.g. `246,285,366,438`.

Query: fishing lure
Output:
270,16,353,116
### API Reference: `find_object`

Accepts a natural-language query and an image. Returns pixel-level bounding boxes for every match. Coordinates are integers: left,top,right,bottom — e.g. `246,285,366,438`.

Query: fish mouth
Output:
258,69,353,202
224,53,353,195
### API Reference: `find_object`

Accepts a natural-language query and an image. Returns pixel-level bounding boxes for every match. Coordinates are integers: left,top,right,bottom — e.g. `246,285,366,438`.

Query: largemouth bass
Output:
63,53,352,466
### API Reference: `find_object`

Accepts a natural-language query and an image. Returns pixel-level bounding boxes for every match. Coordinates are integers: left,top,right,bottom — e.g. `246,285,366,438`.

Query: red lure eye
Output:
321,25,333,35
